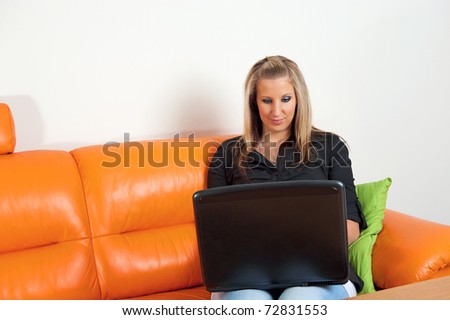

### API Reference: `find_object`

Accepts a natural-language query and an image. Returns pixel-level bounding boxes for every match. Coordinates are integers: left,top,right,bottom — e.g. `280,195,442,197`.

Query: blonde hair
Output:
238,55,323,166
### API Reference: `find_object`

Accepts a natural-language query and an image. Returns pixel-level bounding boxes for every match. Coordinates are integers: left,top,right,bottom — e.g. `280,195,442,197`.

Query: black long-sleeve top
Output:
207,132,367,293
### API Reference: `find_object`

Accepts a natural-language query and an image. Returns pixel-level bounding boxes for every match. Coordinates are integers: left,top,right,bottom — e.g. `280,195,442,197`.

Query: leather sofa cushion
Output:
71,136,225,299
0,150,100,299
0,103,16,155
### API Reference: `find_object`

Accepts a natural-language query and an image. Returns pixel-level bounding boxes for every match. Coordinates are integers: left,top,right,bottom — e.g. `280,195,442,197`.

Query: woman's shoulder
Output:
218,135,242,148
212,135,242,156
311,130,350,154
308,130,352,167
311,130,343,143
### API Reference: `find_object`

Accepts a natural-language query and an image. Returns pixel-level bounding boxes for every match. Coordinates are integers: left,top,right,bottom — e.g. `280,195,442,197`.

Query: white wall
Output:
1,0,449,225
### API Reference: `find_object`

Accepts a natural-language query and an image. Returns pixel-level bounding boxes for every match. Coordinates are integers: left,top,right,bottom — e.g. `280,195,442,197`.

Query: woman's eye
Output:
262,98,272,104
281,96,291,103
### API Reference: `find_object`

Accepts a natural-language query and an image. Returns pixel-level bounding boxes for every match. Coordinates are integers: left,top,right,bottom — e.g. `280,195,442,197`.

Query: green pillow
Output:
349,177,392,295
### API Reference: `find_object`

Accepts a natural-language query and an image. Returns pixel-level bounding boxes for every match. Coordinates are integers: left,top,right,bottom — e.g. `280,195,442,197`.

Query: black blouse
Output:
207,132,367,293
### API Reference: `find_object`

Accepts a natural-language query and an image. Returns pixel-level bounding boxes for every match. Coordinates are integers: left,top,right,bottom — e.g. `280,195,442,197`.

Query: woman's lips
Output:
270,119,284,125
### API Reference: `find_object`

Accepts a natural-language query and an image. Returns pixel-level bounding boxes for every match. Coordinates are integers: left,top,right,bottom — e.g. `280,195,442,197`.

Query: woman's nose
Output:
271,102,282,115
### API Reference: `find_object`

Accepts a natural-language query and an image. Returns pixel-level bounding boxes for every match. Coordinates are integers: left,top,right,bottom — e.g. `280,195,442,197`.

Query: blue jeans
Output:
211,282,355,300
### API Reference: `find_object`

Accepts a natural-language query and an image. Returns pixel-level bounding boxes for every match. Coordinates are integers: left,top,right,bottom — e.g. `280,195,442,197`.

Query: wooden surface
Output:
350,276,450,300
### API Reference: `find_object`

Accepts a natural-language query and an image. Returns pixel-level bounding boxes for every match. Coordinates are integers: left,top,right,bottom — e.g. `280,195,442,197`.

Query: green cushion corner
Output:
349,177,392,295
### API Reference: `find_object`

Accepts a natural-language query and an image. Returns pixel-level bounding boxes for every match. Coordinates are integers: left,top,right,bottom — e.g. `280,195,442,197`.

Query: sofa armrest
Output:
372,209,450,289
0,103,16,155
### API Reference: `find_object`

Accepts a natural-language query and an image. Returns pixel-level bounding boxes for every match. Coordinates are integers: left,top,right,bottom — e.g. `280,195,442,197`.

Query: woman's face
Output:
256,76,297,139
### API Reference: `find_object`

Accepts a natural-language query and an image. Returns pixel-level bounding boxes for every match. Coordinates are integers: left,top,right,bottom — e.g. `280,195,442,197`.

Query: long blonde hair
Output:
238,55,323,166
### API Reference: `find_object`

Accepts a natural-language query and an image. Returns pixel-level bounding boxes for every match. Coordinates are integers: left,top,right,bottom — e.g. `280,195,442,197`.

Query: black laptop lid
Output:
193,180,349,292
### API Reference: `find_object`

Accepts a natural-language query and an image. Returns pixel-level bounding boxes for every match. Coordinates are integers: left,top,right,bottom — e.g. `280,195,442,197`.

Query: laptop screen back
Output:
193,180,349,292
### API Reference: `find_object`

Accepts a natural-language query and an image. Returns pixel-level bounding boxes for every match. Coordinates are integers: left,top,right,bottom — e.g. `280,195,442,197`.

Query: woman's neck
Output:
257,130,291,163
260,130,290,146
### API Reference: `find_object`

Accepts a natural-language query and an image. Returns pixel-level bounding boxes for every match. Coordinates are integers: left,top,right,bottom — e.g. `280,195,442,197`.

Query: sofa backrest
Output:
0,105,100,299
71,135,228,299
1,102,234,299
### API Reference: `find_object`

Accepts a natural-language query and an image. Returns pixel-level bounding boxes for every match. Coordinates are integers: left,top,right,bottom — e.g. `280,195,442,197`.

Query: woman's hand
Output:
347,220,361,245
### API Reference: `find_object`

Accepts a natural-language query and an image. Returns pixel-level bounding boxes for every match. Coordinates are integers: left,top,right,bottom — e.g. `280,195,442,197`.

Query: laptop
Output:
192,180,349,292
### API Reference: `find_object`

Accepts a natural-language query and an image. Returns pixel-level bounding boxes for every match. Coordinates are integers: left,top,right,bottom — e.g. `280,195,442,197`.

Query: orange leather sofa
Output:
1,102,450,299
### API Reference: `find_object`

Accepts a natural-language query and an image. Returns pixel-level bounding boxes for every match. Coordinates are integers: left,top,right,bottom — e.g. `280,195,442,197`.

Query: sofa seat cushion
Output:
92,223,203,299
0,239,99,299
129,285,211,300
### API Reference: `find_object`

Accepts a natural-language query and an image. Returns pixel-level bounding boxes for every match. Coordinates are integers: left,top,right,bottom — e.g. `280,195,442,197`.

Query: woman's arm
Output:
207,142,229,188
326,134,367,238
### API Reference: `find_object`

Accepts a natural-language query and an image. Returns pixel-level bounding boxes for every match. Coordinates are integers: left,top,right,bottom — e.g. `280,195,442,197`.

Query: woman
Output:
207,55,367,300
